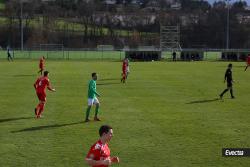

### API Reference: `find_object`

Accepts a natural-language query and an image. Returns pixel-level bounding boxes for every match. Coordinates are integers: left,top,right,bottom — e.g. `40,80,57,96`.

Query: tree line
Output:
0,0,250,49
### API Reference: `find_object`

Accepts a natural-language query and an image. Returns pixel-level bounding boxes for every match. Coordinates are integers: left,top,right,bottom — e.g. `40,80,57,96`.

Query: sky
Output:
207,0,250,5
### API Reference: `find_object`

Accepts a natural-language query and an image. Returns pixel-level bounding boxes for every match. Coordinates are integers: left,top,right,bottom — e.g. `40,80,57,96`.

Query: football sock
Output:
86,106,91,120
95,105,99,117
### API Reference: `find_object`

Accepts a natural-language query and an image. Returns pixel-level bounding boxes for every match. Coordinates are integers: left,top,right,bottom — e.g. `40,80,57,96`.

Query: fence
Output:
0,48,249,61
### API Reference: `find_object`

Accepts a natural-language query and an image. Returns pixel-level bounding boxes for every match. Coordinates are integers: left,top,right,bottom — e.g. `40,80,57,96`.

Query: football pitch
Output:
0,60,250,167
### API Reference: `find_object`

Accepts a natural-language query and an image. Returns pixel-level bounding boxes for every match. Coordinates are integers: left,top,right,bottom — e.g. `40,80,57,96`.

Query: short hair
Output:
99,125,112,137
44,71,49,76
228,63,232,68
92,72,97,77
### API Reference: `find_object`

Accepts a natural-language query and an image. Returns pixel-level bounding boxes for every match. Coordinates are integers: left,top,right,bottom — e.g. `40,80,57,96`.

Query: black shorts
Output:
227,82,232,88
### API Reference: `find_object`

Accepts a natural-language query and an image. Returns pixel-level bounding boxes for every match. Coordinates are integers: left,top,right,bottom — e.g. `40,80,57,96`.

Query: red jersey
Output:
247,56,250,65
39,58,45,68
122,61,127,72
86,140,111,167
35,76,50,94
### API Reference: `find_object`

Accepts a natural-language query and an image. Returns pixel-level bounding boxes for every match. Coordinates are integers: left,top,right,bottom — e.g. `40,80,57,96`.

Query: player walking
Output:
85,73,101,122
219,64,235,99
7,46,13,61
121,58,127,83
85,125,119,167
34,71,55,118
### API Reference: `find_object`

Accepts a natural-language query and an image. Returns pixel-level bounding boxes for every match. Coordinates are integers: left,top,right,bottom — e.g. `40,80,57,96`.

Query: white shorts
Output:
88,97,99,106
126,66,130,73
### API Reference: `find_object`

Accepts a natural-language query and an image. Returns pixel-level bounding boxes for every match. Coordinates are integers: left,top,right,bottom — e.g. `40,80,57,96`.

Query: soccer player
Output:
7,46,13,61
219,63,235,99
85,72,101,122
34,71,55,118
172,51,177,61
85,125,120,167
244,54,250,71
38,56,45,75
121,58,127,83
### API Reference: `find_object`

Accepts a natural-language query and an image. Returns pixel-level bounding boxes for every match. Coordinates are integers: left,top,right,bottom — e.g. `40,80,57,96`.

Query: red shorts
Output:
37,92,46,102
39,64,44,70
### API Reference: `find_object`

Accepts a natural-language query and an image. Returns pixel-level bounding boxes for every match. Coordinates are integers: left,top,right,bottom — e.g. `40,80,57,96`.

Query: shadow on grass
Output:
13,74,36,77
186,98,220,104
0,117,33,123
11,121,84,133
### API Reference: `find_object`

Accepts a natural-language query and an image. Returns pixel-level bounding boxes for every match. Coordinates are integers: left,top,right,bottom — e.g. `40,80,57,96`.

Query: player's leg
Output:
85,99,93,122
37,95,46,118
126,67,130,79
35,93,42,117
230,87,234,98
121,72,124,82
220,88,228,99
94,98,100,121
35,93,46,118
37,101,46,118
122,72,126,83
7,53,11,61
245,65,249,71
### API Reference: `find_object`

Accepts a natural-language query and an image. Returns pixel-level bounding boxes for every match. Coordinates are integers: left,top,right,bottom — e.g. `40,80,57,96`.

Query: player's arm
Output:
224,70,227,82
47,80,56,92
34,79,38,89
90,82,100,97
95,91,100,97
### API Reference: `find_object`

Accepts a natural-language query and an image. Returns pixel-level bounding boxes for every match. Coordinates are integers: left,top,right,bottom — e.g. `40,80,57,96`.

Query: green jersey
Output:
88,79,99,98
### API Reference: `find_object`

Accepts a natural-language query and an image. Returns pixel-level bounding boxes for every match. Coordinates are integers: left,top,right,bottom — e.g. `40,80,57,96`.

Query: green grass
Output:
0,60,250,167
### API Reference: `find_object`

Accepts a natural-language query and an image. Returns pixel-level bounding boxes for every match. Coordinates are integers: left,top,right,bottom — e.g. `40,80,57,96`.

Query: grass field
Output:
0,60,250,167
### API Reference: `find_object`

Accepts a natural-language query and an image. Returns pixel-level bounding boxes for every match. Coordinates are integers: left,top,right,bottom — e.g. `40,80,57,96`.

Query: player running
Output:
219,63,235,99
85,125,120,167
38,56,45,75
85,72,101,122
34,71,55,118
121,58,127,83
7,46,13,61
244,54,250,71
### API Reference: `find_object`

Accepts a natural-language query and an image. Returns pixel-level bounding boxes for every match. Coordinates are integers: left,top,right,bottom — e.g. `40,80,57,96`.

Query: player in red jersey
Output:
38,56,45,75
33,71,55,118
85,125,119,167
244,55,250,71
121,58,127,83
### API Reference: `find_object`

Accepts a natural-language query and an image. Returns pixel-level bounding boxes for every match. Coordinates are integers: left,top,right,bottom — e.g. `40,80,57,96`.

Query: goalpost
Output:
39,44,64,59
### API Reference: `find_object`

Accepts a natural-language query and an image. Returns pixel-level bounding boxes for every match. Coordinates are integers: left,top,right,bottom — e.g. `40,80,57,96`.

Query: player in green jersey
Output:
85,73,101,122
